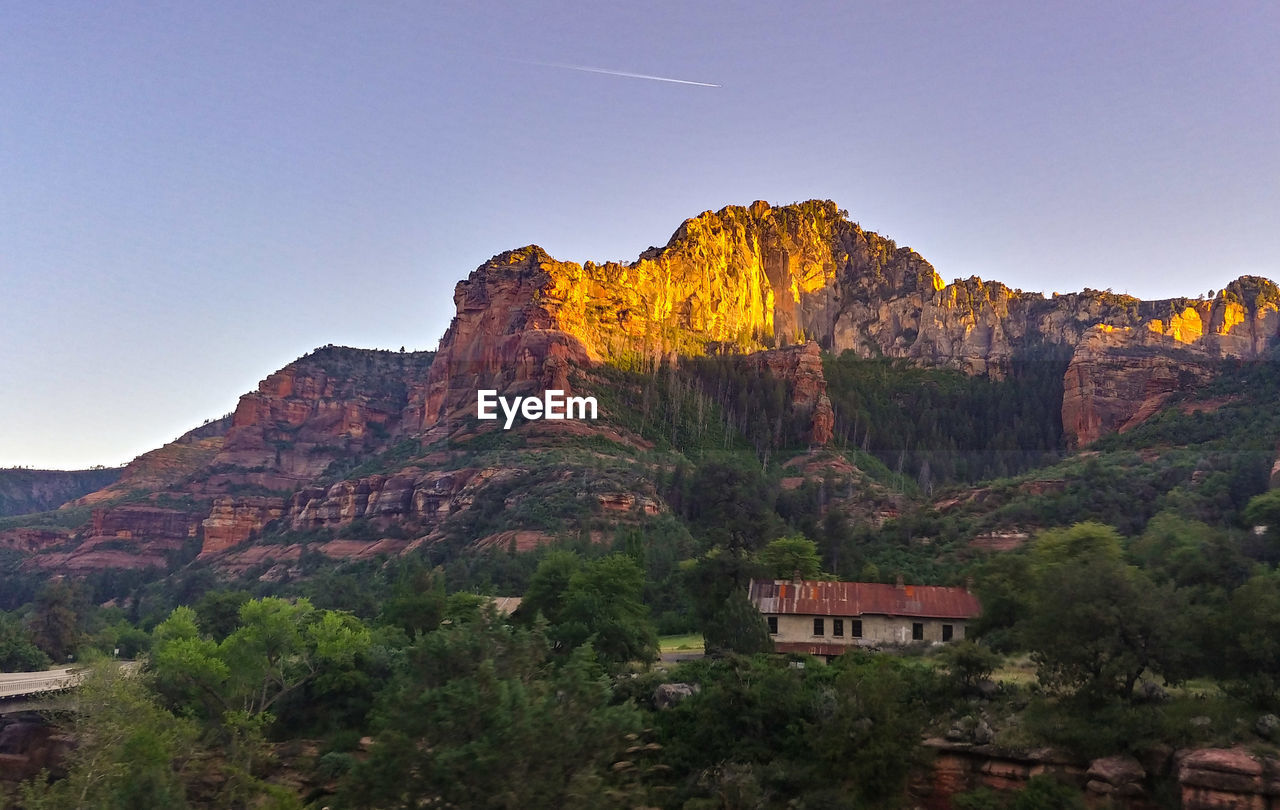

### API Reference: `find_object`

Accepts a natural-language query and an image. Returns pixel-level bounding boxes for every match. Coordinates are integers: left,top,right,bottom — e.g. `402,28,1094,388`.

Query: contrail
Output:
511,59,721,88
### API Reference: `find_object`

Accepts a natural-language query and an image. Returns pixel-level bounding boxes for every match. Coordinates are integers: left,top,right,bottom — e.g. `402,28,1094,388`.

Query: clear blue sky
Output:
3,1,1277,469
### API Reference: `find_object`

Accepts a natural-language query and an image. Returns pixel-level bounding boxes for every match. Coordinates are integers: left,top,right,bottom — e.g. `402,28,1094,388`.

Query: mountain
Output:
3,200,1278,584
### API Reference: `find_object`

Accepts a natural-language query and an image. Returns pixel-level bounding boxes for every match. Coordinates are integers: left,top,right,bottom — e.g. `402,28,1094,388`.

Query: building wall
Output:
767,612,967,647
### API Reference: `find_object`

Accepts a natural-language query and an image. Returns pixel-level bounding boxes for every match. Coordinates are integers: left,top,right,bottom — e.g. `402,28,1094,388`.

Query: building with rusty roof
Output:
748,577,981,658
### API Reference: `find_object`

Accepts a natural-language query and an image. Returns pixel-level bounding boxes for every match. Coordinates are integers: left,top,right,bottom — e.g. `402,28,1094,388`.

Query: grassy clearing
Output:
659,633,704,653
991,654,1038,686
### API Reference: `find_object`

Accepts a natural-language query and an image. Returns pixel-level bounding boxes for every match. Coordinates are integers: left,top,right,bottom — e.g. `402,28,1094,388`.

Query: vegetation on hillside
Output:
6,348,1280,806
0,468,121,518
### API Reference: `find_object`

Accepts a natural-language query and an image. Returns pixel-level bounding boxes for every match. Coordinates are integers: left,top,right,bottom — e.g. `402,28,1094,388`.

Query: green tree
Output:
658,651,939,806
192,589,250,641
17,663,196,810
1031,521,1124,568
338,615,641,809
1220,570,1280,707
684,459,782,552
701,590,773,656
378,563,446,637
0,612,50,672
1131,512,1248,590
27,580,80,663
149,598,373,725
518,549,582,626
970,553,1033,652
809,653,940,803
1244,490,1280,545
1022,523,1189,699
938,640,1002,694
756,535,823,579
554,554,658,667
683,549,767,653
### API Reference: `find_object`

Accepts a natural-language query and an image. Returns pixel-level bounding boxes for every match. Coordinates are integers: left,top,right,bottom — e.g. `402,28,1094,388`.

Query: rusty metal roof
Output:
749,579,980,619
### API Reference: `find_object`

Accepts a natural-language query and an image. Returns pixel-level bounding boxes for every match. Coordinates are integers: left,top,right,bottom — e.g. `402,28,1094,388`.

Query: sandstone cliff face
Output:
1061,326,1218,447
1056,277,1280,446
421,202,1280,446
29,504,201,572
214,347,435,486
200,496,287,555
418,201,944,432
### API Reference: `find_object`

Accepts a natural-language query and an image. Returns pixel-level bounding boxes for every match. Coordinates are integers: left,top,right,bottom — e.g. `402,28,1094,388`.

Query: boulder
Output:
653,682,700,710
1254,714,1280,741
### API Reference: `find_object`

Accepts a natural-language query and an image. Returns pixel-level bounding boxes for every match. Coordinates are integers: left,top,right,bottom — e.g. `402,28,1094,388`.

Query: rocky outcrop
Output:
914,740,1087,809
968,531,1030,552
916,741,1164,810
207,536,411,580
1086,755,1148,801
200,496,287,555
916,743,1280,810
88,505,198,541
1177,748,1279,810
0,716,71,783
29,504,202,571
213,347,435,486
288,469,490,533
471,530,557,553
653,683,701,709
746,342,835,444
15,201,1280,575
596,492,662,515
0,527,71,553
1062,325,1218,448
416,201,944,432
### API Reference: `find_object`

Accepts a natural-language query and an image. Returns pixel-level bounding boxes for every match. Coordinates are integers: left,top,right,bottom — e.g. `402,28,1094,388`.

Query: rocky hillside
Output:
0,467,122,517
3,200,1278,580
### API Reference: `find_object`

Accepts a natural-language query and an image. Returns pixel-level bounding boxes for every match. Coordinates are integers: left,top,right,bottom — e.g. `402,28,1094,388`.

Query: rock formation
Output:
213,347,436,486
200,496,287,556
420,201,1280,447
745,342,835,445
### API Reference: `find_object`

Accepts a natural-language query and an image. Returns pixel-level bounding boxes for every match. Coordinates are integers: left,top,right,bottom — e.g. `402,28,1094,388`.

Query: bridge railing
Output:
0,672,83,699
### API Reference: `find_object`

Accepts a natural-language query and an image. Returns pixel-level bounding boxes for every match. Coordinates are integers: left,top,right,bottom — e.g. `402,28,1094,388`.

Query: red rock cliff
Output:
214,346,435,485
420,202,1280,446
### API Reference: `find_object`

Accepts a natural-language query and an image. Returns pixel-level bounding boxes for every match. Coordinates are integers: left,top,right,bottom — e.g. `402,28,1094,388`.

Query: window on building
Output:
912,622,924,641
767,616,778,635
942,624,953,642
813,617,824,636
851,619,862,638
833,618,844,637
